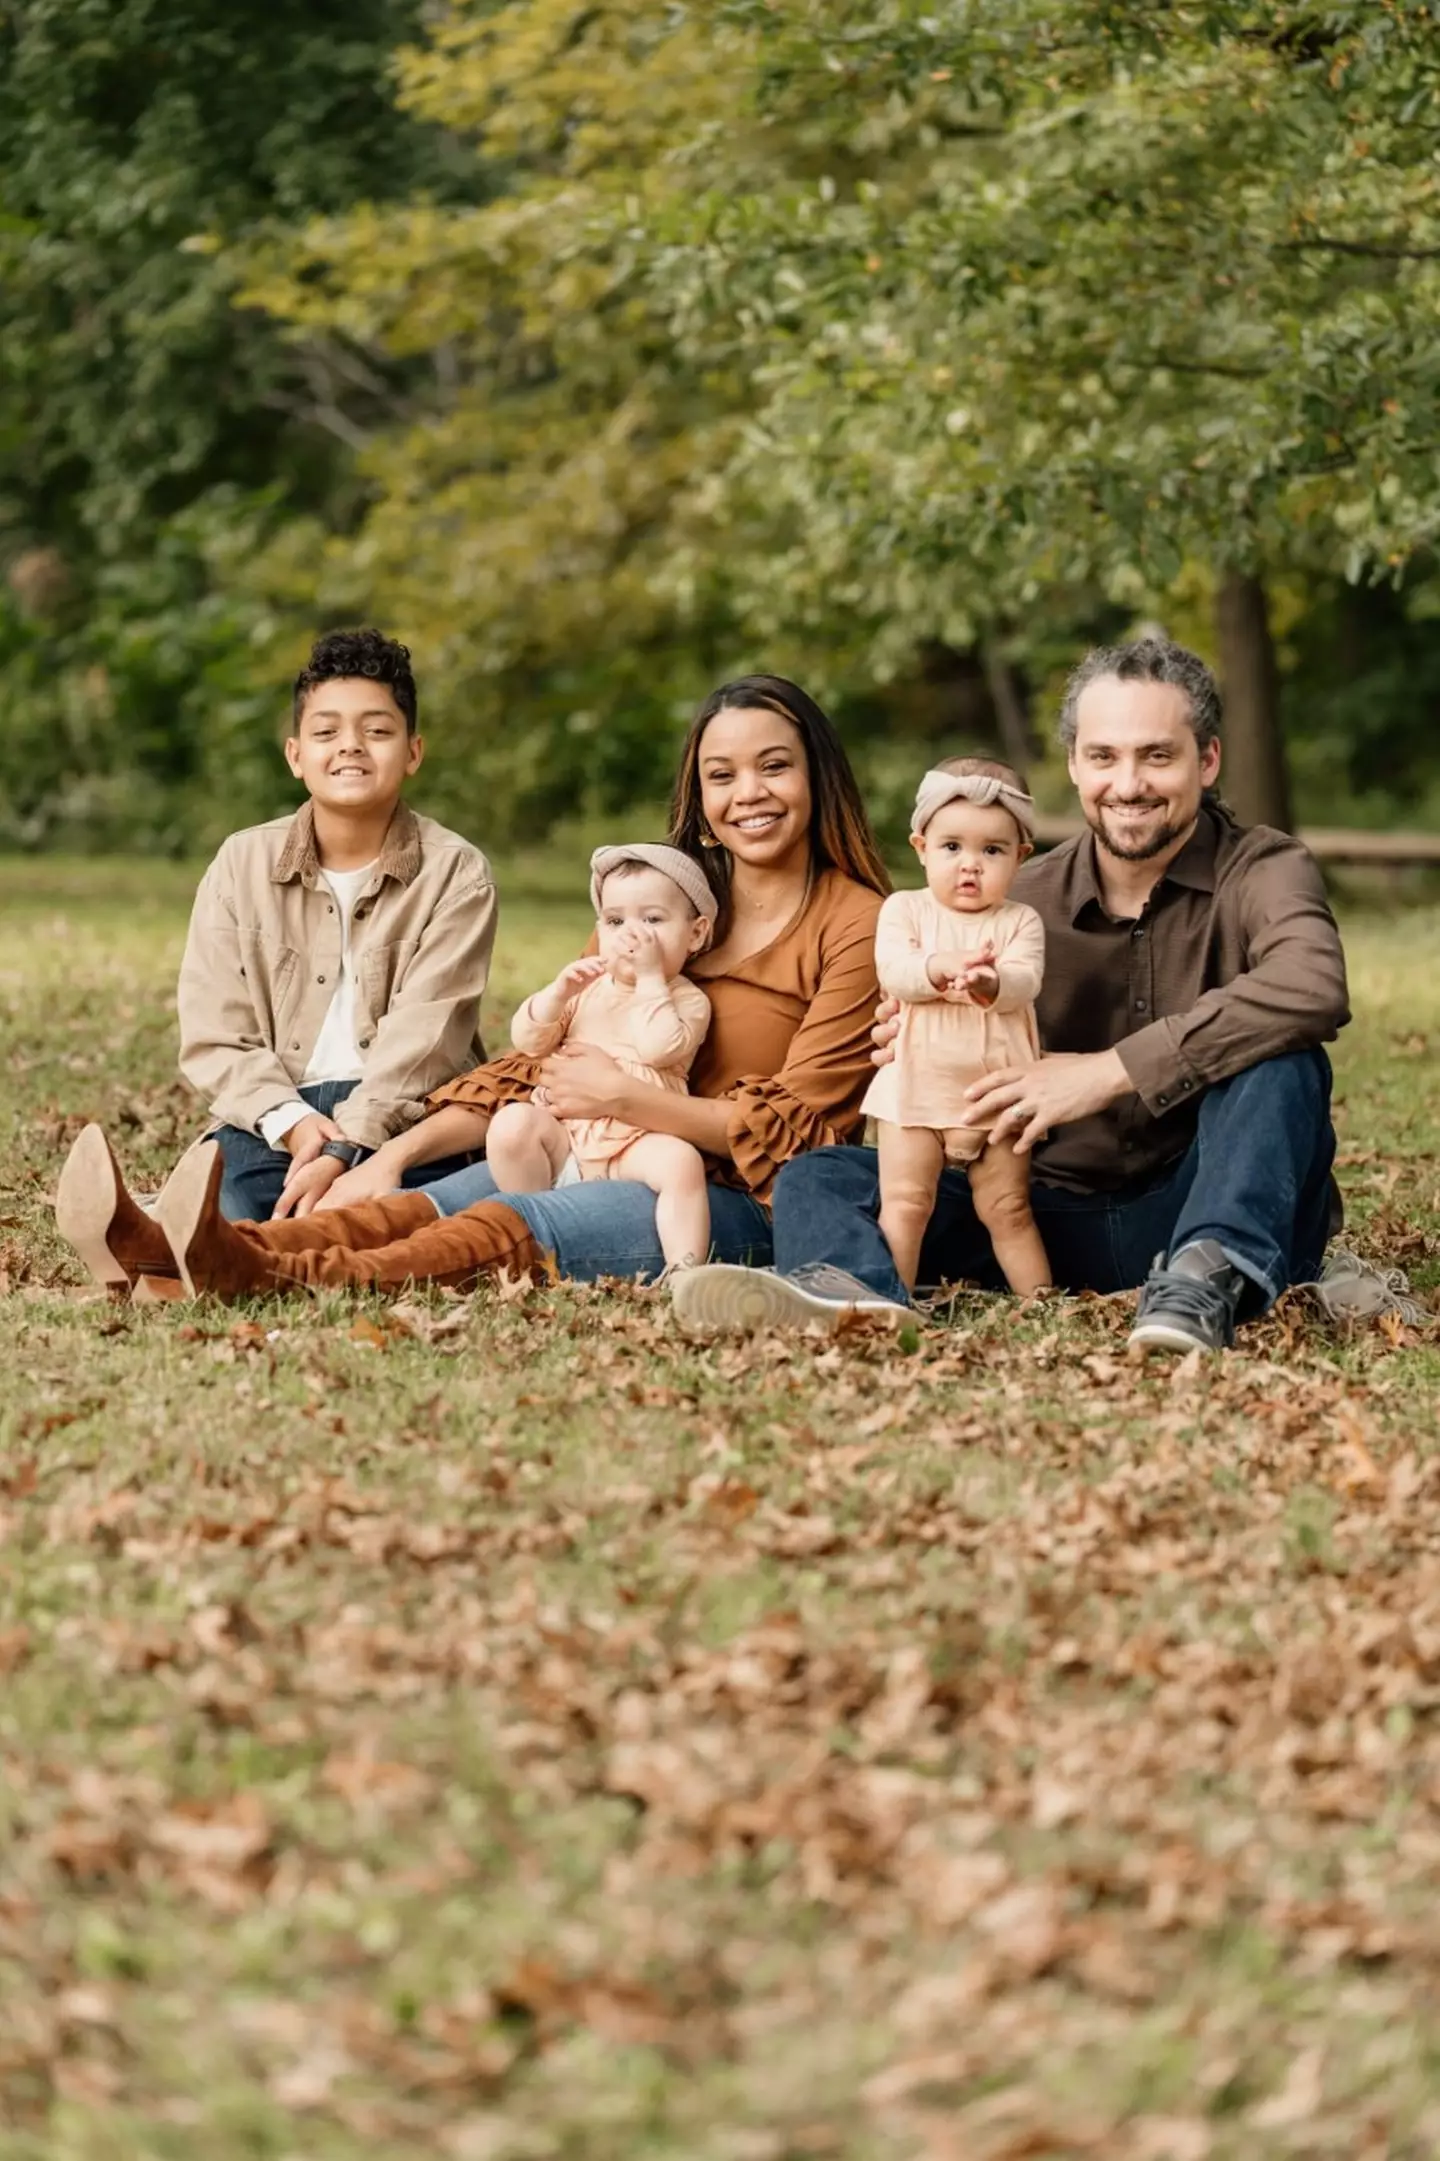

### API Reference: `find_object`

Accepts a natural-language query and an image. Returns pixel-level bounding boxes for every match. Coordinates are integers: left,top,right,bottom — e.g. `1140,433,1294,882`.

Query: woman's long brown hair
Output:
668,675,890,940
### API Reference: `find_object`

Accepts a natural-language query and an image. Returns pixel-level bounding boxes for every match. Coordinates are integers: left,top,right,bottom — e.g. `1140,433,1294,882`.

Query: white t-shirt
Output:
257,862,376,1147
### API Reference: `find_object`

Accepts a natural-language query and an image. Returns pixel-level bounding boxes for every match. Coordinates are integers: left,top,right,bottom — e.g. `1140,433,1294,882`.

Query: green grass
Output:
2,857,1439,2161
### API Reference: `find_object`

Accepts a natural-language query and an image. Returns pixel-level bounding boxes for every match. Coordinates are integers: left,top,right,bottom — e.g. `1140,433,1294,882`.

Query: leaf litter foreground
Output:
2,874,1440,2159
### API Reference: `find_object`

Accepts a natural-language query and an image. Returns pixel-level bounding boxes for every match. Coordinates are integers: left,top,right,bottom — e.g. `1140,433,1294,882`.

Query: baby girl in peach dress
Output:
863,757,1051,1296
485,844,717,1270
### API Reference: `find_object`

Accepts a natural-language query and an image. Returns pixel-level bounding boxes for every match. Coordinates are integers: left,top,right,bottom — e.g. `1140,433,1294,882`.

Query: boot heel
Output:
54,1124,132,1293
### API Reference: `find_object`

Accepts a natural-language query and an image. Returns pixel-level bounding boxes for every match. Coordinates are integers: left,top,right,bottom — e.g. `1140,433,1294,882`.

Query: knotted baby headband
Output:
911,768,1036,840
589,843,718,924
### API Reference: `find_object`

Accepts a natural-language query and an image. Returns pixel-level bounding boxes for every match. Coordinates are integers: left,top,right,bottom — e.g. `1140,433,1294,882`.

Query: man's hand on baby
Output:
963,1049,1132,1154
871,997,901,1067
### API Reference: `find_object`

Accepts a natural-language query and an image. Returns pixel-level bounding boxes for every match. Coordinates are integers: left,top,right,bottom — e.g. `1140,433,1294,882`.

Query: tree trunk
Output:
1213,570,1292,831
980,641,1036,772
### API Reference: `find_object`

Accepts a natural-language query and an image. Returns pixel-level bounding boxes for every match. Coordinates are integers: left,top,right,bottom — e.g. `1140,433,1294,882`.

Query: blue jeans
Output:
419,1158,773,1283
771,1050,1338,1313
213,1080,479,1223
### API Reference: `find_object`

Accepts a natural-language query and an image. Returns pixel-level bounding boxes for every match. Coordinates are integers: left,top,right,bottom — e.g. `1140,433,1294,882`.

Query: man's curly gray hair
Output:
1058,637,1222,752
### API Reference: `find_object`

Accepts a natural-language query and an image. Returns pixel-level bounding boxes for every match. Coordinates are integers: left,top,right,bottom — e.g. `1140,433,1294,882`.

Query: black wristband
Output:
319,1139,371,1170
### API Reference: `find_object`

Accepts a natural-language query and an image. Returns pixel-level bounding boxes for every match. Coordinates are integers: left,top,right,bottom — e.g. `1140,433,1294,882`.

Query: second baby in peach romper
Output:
863,757,1053,1298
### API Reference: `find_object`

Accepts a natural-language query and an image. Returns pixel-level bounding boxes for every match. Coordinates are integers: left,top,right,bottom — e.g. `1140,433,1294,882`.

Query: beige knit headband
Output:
589,843,718,923
912,768,1036,840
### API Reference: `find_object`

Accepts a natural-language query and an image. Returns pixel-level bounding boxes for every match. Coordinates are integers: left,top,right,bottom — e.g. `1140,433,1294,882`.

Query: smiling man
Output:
677,636,1369,1354
174,627,495,1219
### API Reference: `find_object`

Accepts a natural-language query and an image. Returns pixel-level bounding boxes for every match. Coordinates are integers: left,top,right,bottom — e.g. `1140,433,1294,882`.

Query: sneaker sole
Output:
1127,1319,1220,1355
671,1264,906,1337
54,1124,131,1294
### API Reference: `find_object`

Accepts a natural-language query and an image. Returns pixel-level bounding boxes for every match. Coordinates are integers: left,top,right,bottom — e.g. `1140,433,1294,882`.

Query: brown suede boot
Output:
131,1274,189,1305
255,1192,438,1254
155,1143,287,1298
157,1143,543,1299
55,1124,178,1294
266,1199,544,1292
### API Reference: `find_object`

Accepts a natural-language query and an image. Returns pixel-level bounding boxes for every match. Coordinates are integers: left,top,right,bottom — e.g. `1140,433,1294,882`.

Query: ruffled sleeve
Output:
723,882,883,1204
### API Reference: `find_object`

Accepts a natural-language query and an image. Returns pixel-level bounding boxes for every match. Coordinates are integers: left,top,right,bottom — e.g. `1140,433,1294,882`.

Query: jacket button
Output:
1133,997,1147,1012
317,974,326,985
291,1040,301,1051
359,1037,371,1049
1157,1093,1169,1107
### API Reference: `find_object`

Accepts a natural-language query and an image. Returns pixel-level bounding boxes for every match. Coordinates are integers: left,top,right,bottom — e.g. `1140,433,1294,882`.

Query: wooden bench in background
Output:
1031,816,1440,866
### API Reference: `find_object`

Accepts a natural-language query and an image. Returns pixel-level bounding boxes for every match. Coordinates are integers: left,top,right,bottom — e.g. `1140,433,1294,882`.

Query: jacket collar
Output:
272,800,423,890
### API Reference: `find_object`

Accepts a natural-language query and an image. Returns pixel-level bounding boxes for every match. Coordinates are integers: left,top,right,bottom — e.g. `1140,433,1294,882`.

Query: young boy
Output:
177,626,496,1220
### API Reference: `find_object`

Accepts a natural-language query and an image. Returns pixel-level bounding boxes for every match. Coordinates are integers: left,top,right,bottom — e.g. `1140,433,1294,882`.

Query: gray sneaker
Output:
1305,1247,1429,1328
1128,1240,1245,1355
670,1261,909,1336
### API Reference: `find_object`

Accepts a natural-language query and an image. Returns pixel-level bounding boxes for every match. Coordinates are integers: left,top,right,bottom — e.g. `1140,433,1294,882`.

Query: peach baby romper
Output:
510,973,713,1178
861,892,1045,1162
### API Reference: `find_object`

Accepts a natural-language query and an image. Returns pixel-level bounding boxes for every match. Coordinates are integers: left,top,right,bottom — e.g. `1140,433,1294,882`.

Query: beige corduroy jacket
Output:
177,800,496,1151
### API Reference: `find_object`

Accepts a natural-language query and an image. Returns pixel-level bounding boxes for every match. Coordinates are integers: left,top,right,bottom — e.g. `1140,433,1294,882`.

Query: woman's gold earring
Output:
699,826,720,850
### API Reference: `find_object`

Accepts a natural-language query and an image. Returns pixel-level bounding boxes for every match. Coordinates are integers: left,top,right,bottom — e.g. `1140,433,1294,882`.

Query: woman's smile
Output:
698,704,815,871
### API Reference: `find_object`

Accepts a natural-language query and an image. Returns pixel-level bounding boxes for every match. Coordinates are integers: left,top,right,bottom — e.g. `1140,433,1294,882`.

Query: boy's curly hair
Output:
293,628,418,734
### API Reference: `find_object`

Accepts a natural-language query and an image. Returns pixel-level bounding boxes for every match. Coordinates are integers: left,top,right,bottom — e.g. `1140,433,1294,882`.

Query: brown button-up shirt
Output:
1012,804,1350,1192
177,800,496,1152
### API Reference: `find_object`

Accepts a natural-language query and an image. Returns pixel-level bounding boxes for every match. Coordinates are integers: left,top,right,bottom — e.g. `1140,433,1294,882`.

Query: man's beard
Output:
1086,800,1186,863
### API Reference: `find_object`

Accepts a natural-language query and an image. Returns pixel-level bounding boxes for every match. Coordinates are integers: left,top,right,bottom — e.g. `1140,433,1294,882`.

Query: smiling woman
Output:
120,674,894,1302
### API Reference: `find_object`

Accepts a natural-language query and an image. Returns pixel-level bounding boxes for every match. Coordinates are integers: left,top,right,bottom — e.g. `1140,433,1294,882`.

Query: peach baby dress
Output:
862,891,1045,1161
510,973,712,1176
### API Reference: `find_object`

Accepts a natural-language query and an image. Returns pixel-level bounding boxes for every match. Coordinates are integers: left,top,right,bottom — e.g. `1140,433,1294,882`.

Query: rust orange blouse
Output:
426,868,884,1204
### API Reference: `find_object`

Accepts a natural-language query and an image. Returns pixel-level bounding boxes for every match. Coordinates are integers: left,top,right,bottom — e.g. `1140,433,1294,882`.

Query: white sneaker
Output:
670,1262,909,1336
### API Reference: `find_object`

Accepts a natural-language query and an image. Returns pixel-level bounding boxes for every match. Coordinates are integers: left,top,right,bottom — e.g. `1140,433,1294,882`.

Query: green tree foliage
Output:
0,0,472,844
236,1,766,836
6,0,1440,844
242,0,1440,833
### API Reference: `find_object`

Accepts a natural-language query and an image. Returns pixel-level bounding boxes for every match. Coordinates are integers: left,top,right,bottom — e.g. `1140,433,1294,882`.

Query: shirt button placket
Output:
1133,916,1152,1017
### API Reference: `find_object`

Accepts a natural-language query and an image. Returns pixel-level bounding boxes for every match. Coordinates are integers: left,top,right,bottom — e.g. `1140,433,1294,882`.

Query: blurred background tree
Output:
3,0,1439,851
0,0,478,847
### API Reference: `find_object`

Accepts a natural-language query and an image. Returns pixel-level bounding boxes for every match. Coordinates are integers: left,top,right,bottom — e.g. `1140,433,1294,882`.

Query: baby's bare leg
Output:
968,1136,1052,1295
485,1102,572,1192
610,1133,711,1268
876,1122,945,1294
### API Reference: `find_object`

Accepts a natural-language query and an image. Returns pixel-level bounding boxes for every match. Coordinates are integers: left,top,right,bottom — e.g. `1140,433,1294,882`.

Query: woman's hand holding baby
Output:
540,1041,632,1121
